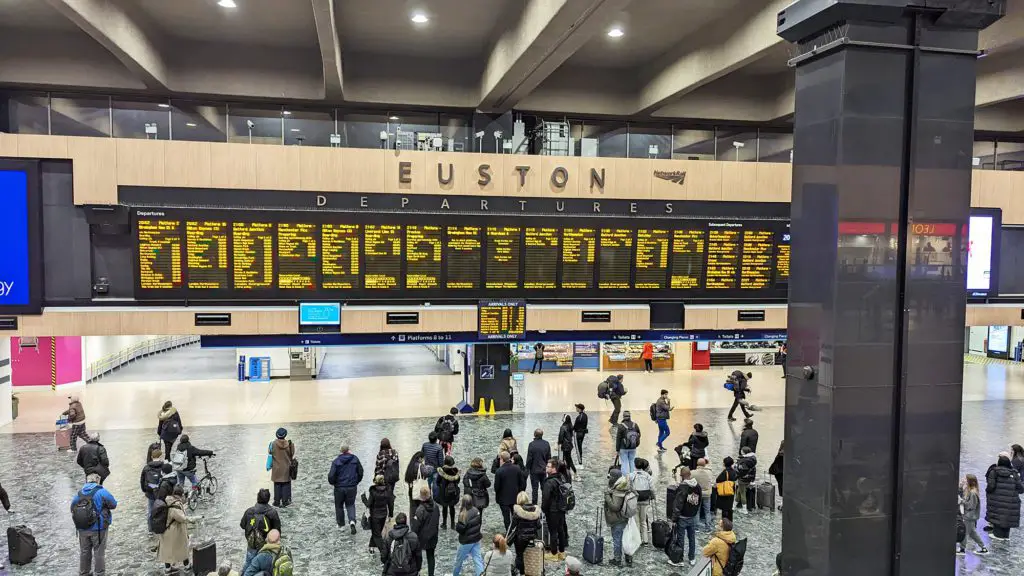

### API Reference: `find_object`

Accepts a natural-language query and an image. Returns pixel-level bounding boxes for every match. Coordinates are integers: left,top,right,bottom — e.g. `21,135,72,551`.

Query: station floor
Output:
0,360,1020,575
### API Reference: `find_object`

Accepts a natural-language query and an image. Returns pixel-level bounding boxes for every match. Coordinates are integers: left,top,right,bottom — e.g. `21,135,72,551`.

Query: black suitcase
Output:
666,485,678,518
191,518,216,575
582,509,604,564
8,525,38,565
652,519,671,549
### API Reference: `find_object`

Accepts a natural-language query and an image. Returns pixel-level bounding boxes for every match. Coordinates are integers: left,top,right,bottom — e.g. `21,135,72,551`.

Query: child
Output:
958,474,989,555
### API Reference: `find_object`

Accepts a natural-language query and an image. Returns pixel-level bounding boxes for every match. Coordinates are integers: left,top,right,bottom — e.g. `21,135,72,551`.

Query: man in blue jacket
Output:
71,473,117,576
327,444,363,534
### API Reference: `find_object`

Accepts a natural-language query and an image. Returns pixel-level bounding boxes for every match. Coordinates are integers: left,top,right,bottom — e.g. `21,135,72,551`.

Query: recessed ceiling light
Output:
290,128,301,132
158,103,170,108
185,122,197,127
389,116,400,121
282,110,291,115
411,12,429,24
218,0,237,8
607,27,624,38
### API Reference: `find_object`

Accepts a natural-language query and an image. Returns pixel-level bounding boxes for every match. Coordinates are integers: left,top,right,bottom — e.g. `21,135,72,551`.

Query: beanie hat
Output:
276,427,287,439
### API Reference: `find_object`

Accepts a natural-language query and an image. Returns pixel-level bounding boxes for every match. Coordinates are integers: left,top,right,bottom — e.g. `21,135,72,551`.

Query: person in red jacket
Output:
641,342,654,373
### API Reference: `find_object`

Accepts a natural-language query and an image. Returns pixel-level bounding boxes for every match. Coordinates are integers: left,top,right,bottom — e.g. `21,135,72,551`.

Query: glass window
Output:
440,113,471,153
4,92,49,134
533,116,573,156
50,94,110,137
627,123,671,159
472,111,514,153
974,140,996,169
170,101,227,143
581,120,627,158
757,130,793,163
387,112,439,151
671,127,715,160
284,108,334,147
228,105,283,145
112,99,170,140
715,129,757,162
339,112,388,149
995,141,1024,171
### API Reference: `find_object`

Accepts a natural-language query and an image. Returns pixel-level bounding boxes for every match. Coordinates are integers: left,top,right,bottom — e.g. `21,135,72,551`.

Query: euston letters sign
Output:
398,162,608,193
0,171,30,307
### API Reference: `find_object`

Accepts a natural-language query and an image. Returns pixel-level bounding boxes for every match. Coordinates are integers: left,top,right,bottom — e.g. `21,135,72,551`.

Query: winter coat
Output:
703,530,738,576
573,413,588,435
961,489,982,523
364,484,395,520
70,482,117,531
1013,456,1024,480
692,464,714,498
672,478,702,520
642,342,654,360
494,461,527,506
464,466,491,509
483,548,514,576
604,476,632,526
740,427,759,454
730,372,748,399
375,448,400,481
155,473,177,502
140,460,164,497
769,451,784,478
157,407,183,442
436,465,462,505
435,415,460,443
270,439,295,484
737,453,758,483
985,461,1023,528
421,441,444,469
715,468,738,511
63,400,86,424
499,436,519,457
685,431,709,459
510,503,542,544
241,542,283,576
557,423,574,454
654,396,672,420
239,502,282,539
175,439,213,473
77,439,110,480
455,506,483,544
158,496,190,564
411,498,440,550
541,473,563,514
328,452,363,488
525,439,551,475
382,523,420,576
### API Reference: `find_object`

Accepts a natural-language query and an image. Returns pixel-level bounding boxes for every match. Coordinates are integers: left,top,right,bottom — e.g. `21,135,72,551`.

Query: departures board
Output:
133,208,790,301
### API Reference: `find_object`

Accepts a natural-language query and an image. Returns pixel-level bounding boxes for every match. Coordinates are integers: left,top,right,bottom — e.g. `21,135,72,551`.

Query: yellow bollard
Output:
488,399,496,415
477,398,487,414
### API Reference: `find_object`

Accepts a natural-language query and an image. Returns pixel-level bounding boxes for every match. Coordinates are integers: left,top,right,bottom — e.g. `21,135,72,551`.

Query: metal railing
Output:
85,336,200,382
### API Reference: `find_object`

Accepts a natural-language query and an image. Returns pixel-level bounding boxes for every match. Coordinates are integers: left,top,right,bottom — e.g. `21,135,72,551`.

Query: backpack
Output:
597,380,610,400
143,466,162,493
719,537,747,576
166,418,181,437
384,456,400,485
614,379,627,397
389,535,414,573
71,488,98,529
439,418,455,443
246,511,271,550
272,546,293,576
444,477,460,502
723,381,735,392
621,489,638,519
170,449,187,471
622,423,640,450
649,403,658,421
149,499,169,534
555,480,576,512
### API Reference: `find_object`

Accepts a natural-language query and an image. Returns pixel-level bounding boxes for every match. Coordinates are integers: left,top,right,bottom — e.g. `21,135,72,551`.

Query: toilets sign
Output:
0,170,30,307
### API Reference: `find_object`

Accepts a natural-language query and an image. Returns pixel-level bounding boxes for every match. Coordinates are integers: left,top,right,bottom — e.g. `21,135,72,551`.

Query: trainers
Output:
727,417,737,422
349,521,357,535
667,559,686,567
977,547,989,554
991,534,1009,541
690,558,697,566
956,548,966,556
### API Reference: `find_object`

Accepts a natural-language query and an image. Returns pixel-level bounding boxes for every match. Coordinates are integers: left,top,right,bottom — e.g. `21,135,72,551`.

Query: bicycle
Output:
186,456,219,511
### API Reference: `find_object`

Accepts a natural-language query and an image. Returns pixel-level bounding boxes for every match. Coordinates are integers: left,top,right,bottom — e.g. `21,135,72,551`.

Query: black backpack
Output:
246,510,271,550
143,467,162,494
384,456,400,485
71,488,98,529
720,537,747,576
622,423,640,449
389,535,414,573
649,403,658,421
554,479,576,512
439,418,455,443
444,477,460,502
149,499,169,534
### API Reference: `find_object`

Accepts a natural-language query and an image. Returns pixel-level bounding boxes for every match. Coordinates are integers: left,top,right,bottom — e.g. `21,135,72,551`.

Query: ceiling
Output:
0,0,1020,126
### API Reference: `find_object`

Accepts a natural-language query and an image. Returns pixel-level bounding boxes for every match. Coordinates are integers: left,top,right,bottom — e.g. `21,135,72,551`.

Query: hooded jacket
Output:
737,452,758,483
175,438,213,473
455,506,483,544
510,503,542,544
239,502,282,539
159,495,190,564
541,472,564,514
270,438,295,484
740,425,759,454
328,452,363,488
140,460,164,497
63,399,86,424
986,458,1023,528
692,464,714,498
155,471,178,502
558,422,574,453
703,530,738,576
157,407,183,442
363,483,395,520
411,498,440,550
70,482,117,531
494,461,527,506
604,476,632,526
77,438,110,479
436,465,462,505
685,430,710,459
464,466,491,509
961,489,982,523
654,396,672,420
630,469,654,502
382,523,420,576
672,478,702,520
241,541,283,576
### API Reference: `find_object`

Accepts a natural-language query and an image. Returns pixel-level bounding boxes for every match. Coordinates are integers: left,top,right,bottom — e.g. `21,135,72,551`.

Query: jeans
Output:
619,449,636,474
243,548,258,573
644,358,653,372
656,419,670,448
176,470,198,488
273,481,292,506
78,530,107,576
531,358,543,373
637,501,651,544
700,496,713,530
611,522,626,560
547,511,568,553
530,472,545,504
674,516,697,561
452,541,484,576
333,485,357,526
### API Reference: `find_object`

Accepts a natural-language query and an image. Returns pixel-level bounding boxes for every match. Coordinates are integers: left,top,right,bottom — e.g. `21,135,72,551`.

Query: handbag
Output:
411,468,430,500
716,479,735,497
265,442,273,472
289,457,299,480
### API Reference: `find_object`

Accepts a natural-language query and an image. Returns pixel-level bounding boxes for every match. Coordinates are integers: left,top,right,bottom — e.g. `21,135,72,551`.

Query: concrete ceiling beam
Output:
311,0,345,100
43,0,169,91
478,0,633,112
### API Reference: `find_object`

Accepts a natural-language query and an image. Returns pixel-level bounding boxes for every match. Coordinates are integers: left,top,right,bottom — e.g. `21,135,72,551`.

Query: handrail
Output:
86,336,200,382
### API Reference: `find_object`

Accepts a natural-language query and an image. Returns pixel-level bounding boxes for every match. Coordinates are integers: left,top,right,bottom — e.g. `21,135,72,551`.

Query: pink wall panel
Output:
11,337,82,386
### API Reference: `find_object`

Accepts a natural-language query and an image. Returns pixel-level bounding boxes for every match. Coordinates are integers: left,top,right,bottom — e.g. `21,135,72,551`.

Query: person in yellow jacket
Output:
702,518,737,576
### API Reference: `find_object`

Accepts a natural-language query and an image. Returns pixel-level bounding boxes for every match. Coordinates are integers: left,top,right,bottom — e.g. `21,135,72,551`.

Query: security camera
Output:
246,120,255,130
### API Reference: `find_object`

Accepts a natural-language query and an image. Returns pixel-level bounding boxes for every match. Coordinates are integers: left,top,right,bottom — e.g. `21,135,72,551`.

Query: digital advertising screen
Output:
0,161,42,315
988,325,1009,354
967,210,1001,296
298,302,342,334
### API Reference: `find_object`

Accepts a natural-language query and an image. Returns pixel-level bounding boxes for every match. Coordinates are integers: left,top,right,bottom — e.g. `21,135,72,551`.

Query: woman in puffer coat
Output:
463,457,492,513
509,491,542,576
985,452,1024,540
436,456,462,530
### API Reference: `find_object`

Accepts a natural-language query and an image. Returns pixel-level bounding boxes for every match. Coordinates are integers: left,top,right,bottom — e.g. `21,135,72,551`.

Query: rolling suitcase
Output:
523,517,545,576
666,484,678,519
756,475,775,511
190,517,216,575
55,417,71,451
8,524,38,565
651,518,671,549
582,508,604,565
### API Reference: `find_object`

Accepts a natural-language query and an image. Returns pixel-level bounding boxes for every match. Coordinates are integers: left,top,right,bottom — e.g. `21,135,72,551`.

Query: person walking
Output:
702,518,738,576
239,488,281,568
958,474,988,555
735,447,757,514
1012,444,1024,478
654,389,673,452
986,452,1023,540
631,458,654,546
422,432,445,496
682,423,709,470
526,429,551,505
405,451,433,514
483,534,513,576
62,395,89,451
557,415,577,479
498,429,519,459
778,342,787,378
363,475,396,555
172,434,214,489
572,404,588,465
464,457,491,515
452,495,484,576
269,428,295,508
494,452,526,530
241,530,289,576
382,513,420,576
739,419,759,454
726,372,753,422
715,457,738,522
531,342,545,374
328,443,363,534
641,342,654,373
77,433,110,485
375,438,401,497
157,401,183,457
435,408,460,457
769,442,784,512
509,491,542,575
692,458,715,531
158,485,193,574
604,475,636,567
607,375,626,425
412,487,440,576
616,411,641,474
71,473,117,576
541,459,570,561
669,467,702,567
140,447,164,525
437,456,462,530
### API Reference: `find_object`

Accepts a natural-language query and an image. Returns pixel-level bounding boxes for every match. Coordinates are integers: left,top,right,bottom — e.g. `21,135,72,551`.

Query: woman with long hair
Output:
557,415,577,479
437,456,462,530
1011,444,1024,478
464,457,492,513
362,475,395,555
405,451,428,513
483,534,513,575
959,474,988,555
375,437,400,496
452,494,484,576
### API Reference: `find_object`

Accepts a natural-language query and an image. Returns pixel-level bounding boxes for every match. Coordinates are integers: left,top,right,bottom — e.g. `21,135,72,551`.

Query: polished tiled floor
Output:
1,357,1023,574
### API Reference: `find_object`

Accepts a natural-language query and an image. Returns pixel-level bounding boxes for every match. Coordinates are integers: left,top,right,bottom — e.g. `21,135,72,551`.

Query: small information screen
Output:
298,302,341,334
478,299,527,341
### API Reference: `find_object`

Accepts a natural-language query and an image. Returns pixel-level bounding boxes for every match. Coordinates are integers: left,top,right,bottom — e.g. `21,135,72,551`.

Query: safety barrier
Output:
85,336,200,382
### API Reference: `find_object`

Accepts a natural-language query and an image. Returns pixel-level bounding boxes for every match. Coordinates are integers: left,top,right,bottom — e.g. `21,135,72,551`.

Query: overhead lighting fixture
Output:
186,122,197,128
290,128,301,132
411,12,429,24
158,103,170,108
217,0,237,8
282,110,292,115
389,115,400,121
607,26,624,38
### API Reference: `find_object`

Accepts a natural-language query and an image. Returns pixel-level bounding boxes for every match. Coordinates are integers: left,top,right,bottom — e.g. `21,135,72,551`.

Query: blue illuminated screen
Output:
0,170,30,307
299,302,341,325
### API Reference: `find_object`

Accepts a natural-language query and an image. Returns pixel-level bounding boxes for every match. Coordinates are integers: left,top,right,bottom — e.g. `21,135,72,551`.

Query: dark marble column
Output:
472,343,512,411
777,2,1003,575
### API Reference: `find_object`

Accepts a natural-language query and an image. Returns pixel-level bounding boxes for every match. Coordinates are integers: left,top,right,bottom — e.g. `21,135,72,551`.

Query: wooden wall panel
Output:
342,309,384,333
256,145,300,191
119,311,170,336
502,155,542,196
340,148,386,192
609,307,650,330
116,139,165,186
649,159,692,200
527,308,581,331
421,309,475,332
721,162,758,202
611,157,652,200
425,152,462,195
972,170,1013,221
540,156,580,197
17,134,69,158
68,137,117,204
258,310,298,335
384,150,427,194
75,312,125,336
164,141,212,188
756,163,792,202
579,157,614,198
210,143,257,189
682,160,724,201
683,308,717,330
298,147,344,192
0,133,18,156
970,170,982,208
463,153,503,196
